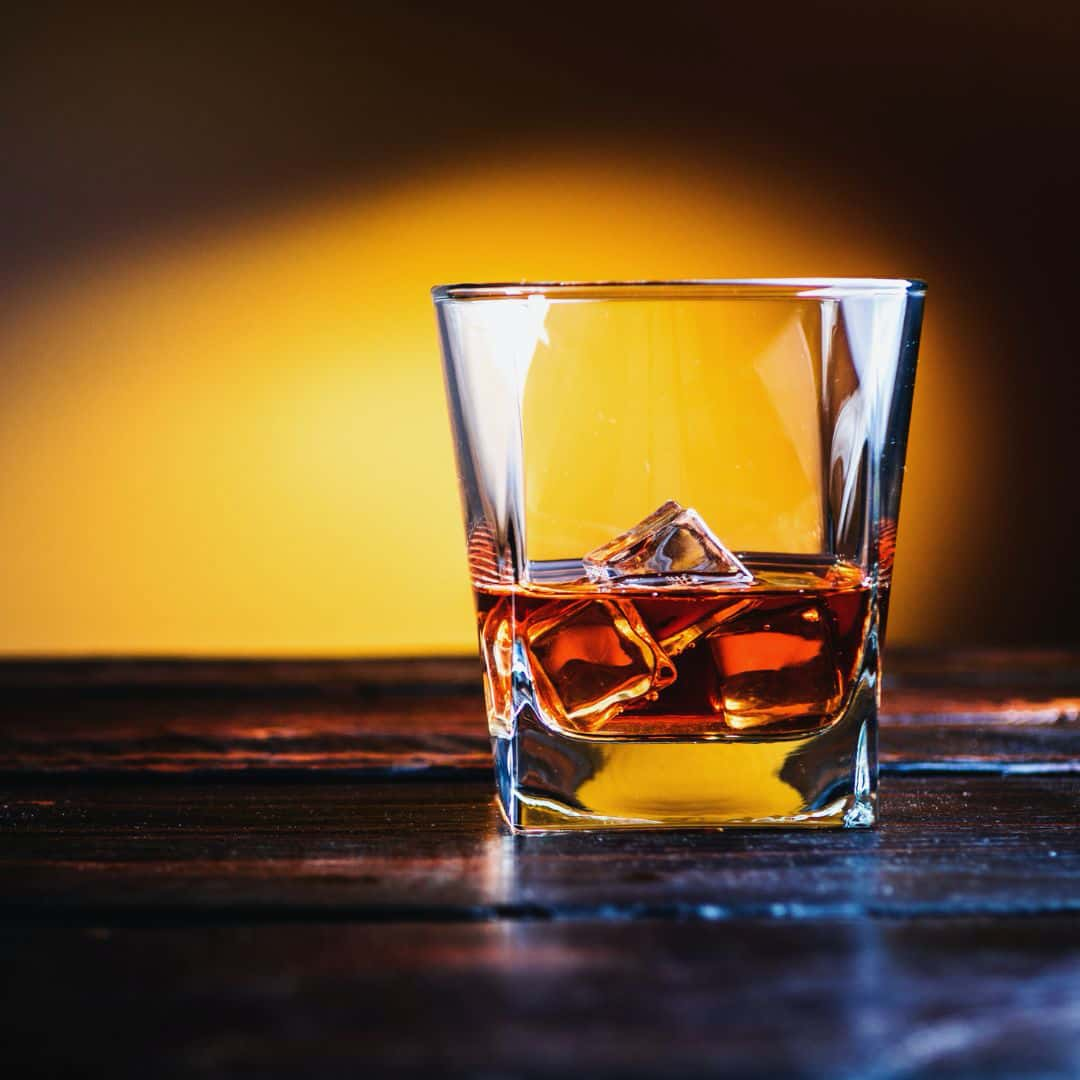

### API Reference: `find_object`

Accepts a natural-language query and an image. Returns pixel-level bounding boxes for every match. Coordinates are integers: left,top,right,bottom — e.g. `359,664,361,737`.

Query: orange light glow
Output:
0,148,988,653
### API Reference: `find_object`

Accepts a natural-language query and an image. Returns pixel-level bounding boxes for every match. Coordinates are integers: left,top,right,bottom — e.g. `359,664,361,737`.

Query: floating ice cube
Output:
583,500,754,586
707,599,842,729
524,598,676,732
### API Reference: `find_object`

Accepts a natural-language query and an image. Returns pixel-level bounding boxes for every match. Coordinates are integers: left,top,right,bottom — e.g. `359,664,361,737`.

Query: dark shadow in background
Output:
2,1,1077,643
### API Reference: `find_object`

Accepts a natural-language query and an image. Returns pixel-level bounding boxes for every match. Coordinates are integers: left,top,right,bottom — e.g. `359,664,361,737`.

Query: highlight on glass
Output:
435,279,924,830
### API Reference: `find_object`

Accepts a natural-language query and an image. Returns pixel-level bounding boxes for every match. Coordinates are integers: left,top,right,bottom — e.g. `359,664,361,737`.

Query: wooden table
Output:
2,651,1078,1077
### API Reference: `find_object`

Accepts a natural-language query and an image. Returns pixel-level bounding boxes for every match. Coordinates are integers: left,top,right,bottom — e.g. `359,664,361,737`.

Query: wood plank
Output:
0,692,490,775
4,917,1080,1078
1,655,1077,1077
2,649,1077,691
0,653,1077,776
2,776,1078,921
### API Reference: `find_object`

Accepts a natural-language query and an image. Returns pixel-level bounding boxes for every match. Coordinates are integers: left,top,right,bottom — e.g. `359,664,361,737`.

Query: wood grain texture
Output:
1,776,1078,921
1,653,1078,1078
4,918,1080,1078
0,651,1077,776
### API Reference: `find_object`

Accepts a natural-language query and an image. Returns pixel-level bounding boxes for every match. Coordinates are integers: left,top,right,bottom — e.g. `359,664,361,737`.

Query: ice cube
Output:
479,597,514,736
707,599,843,729
583,500,753,586
524,598,676,732
654,597,757,656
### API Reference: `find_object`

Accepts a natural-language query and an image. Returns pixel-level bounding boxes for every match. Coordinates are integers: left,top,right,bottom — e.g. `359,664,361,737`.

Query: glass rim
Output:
432,278,926,302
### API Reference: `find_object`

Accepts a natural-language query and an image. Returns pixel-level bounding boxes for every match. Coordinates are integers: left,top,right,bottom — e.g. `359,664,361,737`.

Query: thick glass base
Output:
492,675,878,832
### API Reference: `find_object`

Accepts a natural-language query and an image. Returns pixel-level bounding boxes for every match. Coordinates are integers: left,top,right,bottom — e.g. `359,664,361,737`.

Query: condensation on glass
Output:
435,280,924,830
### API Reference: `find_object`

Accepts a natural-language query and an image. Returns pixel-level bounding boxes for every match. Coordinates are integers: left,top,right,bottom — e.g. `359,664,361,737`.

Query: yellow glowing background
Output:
0,149,989,654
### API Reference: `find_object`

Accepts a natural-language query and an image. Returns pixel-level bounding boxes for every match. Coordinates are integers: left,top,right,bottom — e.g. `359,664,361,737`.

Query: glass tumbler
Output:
434,280,924,830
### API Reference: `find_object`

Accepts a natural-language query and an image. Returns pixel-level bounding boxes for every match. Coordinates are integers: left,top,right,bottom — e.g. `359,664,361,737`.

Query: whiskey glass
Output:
434,280,924,830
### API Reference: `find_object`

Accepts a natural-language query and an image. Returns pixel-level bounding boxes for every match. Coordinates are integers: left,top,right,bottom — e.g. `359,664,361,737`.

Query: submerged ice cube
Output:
524,598,676,732
654,597,757,656
583,500,753,586
479,597,514,736
707,599,843,729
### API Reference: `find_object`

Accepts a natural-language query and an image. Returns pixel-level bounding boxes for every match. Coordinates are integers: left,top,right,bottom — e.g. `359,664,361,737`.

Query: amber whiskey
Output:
476,558,870,742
